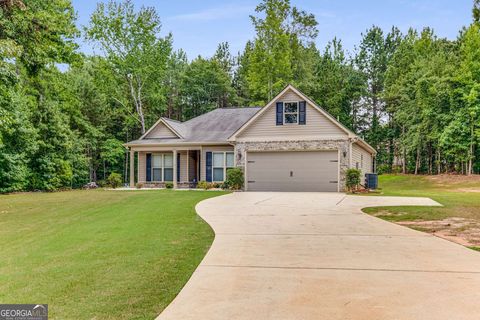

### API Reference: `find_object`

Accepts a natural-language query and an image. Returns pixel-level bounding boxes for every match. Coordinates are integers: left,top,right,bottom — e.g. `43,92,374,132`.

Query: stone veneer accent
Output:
234,139,351,191
141,182,194,189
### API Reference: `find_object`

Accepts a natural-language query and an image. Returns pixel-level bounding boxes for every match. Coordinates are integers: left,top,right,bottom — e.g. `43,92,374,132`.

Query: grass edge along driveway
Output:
361,174,480,250
0,189,226,320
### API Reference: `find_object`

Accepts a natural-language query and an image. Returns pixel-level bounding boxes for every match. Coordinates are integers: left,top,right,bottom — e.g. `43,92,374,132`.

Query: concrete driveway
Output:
157,192,480,320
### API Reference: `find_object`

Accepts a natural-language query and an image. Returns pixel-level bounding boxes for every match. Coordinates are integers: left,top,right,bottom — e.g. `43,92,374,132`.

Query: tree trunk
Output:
468,127,474,175
127,74,146,134
428,144,432,175
124,131,129,184
437,149,441,175
414,147,420,175
402,126,407,174
136,78,146,134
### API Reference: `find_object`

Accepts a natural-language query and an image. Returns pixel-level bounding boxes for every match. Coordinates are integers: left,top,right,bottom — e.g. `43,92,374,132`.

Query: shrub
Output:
345,168,361,192
165,182,174,189
376,164,391,175
224,168,244,190
107,173,122,189
97,180,107,187
197,180,208,190
136,182,144,189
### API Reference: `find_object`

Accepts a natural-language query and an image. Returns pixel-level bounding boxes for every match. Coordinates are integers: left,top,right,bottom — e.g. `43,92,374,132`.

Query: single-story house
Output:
125,84,376,192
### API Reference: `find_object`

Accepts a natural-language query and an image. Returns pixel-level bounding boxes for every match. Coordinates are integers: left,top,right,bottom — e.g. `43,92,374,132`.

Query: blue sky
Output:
73,0,473,59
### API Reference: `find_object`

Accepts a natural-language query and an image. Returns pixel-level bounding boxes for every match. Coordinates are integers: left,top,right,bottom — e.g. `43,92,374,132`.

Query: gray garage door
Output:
246,151,339,192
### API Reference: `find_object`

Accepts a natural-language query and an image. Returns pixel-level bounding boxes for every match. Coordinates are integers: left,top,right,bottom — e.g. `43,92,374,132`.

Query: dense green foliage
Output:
1,0,480,192
345,168,361,191
225,167,245,190
0,189,224,319
107,172,122,188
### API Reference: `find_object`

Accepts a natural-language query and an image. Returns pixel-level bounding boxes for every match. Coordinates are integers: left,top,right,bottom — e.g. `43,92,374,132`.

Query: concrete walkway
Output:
157,193,480,320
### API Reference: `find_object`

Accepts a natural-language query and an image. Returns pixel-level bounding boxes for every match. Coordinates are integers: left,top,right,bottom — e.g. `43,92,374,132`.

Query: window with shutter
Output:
206,152,213,182
163,154,173,181
283,102,298,124
146,154,152,182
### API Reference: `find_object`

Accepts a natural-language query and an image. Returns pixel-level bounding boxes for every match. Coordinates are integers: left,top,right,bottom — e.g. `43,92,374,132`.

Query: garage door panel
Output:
247,151,338,192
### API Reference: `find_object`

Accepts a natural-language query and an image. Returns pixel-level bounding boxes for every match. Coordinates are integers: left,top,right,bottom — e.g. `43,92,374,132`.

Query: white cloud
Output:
167,4,255,22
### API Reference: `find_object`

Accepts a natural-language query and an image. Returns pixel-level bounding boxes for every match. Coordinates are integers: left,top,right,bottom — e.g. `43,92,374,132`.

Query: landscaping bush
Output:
224,168,244,190
136,182,144,189
165,182,174,189
97,180,107,187
346,168,361,192
197,181,208,190
107,173,122,189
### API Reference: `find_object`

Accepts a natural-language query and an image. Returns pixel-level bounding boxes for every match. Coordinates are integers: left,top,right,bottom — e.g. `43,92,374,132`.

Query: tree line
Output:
1,0,479,192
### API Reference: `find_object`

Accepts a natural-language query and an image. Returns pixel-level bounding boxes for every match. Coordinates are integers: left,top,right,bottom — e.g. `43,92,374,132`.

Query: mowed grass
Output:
362,174,480,222
0,189,226,319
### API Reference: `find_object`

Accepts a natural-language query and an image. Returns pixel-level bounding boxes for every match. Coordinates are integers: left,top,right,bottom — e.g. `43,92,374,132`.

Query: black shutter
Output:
146,153,152,182
206,152,212,182
177,153,180,182
276,102,283,125
299,101,306,125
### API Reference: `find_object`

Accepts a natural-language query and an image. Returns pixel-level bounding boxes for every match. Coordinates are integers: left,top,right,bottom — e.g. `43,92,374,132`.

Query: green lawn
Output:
362,174,480,221
0,189,226,320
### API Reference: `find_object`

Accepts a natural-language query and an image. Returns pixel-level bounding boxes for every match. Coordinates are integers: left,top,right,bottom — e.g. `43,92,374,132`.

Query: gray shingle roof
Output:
126,107,261,145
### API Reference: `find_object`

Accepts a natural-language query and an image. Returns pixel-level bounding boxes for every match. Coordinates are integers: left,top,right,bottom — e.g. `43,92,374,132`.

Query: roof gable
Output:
140,118,183,139
229,85,355,140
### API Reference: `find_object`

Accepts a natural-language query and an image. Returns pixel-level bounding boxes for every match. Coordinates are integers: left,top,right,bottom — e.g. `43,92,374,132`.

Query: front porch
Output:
128,145,235,189
129,149,200,189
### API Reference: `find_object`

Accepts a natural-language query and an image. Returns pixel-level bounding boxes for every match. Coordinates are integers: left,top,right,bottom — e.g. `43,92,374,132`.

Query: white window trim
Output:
151,153,174,182
212,151,235,182
283,101,299,125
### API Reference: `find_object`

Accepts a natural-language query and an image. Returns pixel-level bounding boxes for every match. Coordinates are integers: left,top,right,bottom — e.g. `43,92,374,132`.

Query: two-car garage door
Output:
246,151,339,192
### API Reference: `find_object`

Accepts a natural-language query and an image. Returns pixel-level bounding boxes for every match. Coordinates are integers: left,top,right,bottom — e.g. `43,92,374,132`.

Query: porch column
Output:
186,150,190,182
173,150,178,189
129,149,135,188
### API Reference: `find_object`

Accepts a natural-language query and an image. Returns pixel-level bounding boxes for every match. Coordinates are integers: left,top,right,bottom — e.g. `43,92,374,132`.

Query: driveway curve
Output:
157,192,480,320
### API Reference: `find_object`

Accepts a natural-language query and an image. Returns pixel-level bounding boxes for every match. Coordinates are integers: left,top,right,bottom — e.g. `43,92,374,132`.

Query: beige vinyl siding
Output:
138,152,146,183
237,89,348,140
352,143,373,183
144,122,178,139
200,145,234,181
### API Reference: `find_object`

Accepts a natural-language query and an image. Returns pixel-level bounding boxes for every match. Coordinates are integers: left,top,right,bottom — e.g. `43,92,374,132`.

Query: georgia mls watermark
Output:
0,305,48,320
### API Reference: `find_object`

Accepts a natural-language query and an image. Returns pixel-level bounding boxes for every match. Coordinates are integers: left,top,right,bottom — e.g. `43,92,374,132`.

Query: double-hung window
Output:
163,154,174,181
151,154,174,182
212,152,235,182
284,101,299,124
152,155,162,181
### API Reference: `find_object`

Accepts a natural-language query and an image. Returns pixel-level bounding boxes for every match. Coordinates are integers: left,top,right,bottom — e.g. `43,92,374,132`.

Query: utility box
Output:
365,173,378,189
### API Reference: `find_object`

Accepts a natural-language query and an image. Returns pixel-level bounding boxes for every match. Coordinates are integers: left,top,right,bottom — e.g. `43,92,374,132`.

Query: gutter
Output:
124,141,231,148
